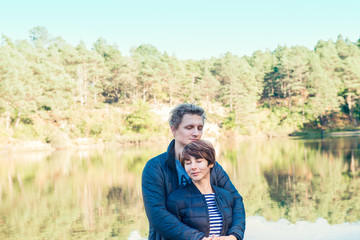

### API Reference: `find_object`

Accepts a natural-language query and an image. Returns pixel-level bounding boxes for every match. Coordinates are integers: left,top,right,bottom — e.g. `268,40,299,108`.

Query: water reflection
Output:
0,137,359,239
245,216,360,240
221,137,360,225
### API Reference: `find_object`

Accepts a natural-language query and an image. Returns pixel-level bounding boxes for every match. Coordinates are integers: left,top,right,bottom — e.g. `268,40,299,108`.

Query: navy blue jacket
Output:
141,140,246,240
166,182,234,237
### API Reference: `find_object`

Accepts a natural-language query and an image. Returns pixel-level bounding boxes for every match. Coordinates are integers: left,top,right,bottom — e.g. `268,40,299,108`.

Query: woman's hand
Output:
202,235,216,240
203,235,237,240
202,236,214,240
212,235,237,240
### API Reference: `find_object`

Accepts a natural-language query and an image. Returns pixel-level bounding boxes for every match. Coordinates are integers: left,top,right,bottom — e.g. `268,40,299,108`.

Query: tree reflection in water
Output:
0,137,359,239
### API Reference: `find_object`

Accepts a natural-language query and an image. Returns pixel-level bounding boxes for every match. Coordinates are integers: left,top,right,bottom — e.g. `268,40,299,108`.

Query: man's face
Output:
171,114,203,148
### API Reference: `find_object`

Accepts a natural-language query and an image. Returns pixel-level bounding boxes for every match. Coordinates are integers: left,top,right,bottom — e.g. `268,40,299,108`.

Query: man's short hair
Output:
169,103,206,129
181,140,216,167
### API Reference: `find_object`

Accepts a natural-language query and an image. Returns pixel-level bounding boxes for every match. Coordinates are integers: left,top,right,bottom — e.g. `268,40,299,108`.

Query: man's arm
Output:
212,162,246,240
142,159,206,240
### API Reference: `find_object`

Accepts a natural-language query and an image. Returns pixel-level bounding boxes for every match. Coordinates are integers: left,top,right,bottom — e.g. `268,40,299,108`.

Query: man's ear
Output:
209,163,214,169
170,126,176,136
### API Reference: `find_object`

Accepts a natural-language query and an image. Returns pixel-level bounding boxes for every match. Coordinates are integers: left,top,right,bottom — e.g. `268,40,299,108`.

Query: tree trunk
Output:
5,114,10,130
83,64,87,106
302,93,305,124
114,88,119,103
15,111,21,128
347,94,352,120
77,65,85,107
288,88,291,111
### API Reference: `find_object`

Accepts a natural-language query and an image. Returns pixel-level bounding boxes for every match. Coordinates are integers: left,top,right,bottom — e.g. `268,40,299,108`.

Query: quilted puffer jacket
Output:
166,182,234,237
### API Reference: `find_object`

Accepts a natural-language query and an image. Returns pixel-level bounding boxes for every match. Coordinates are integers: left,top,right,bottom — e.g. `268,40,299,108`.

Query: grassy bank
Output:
1,101,359,154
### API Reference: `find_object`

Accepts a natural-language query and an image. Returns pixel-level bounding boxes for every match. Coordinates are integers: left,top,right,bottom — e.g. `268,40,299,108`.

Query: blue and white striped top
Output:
204,193,223,237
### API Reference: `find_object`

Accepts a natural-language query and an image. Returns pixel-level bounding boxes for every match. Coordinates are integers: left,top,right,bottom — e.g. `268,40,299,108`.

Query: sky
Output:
1,0,359,60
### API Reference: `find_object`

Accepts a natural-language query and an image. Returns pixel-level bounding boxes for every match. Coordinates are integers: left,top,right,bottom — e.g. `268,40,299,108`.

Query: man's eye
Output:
198,127,203,130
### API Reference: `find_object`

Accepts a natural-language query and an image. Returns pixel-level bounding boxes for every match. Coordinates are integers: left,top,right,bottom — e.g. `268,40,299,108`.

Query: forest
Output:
1,27,360,146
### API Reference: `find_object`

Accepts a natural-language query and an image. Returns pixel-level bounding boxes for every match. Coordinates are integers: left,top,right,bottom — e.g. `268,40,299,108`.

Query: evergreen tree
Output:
307,53,339,123
214,52,259,120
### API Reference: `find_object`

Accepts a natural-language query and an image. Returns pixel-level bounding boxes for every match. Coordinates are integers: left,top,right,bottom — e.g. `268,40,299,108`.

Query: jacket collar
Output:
165,139,176,170
188,181,219,196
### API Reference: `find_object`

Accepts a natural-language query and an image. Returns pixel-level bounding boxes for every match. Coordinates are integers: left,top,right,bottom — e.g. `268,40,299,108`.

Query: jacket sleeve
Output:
213,162,246,240
142,159,206,240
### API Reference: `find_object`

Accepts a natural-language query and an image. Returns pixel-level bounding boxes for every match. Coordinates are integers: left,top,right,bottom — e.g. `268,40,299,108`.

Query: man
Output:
142,103,245,240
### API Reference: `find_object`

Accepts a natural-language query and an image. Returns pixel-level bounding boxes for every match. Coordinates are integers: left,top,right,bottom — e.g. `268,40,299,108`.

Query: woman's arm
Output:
212,162,246,240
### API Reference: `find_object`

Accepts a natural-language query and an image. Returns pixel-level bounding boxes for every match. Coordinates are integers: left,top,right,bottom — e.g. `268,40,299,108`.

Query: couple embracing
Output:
142,103,246,240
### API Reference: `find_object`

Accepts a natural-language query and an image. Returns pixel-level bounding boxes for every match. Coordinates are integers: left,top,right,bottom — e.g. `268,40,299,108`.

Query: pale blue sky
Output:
1,0,359,59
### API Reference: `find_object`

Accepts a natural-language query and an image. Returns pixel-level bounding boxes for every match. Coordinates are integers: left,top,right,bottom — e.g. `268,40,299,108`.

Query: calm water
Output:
0,137,360,239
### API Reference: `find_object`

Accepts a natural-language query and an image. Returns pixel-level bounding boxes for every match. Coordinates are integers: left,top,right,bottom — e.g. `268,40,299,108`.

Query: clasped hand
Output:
203,235,237,240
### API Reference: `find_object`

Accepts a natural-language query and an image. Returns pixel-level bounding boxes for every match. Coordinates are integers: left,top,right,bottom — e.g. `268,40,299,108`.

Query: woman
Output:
166,140,238,240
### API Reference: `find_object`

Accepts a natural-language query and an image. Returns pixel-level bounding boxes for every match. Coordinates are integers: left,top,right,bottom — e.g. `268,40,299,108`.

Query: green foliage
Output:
45,130,72,148
222,112,236,130
125,101,153,133
12,123,39,140
1,28,360,143
89,123,103,137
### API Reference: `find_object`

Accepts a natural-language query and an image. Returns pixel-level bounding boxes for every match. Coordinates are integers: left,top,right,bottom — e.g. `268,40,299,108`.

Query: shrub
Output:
125,101,153,133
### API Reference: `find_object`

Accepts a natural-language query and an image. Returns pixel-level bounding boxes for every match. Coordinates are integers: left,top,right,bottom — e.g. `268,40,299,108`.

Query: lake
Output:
0,136,360,239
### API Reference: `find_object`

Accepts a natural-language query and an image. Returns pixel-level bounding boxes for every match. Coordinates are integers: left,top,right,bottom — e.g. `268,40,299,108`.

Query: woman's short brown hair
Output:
181,140,216,167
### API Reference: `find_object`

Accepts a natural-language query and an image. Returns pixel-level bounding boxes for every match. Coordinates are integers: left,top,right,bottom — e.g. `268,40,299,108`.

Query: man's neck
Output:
174,141,184,161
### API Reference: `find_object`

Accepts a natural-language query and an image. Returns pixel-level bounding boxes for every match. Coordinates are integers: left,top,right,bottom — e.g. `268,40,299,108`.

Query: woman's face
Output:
184,156,213,183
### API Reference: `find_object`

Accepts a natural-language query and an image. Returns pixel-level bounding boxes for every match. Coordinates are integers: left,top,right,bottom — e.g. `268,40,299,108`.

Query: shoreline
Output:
0,135,170,156
2,130,360,155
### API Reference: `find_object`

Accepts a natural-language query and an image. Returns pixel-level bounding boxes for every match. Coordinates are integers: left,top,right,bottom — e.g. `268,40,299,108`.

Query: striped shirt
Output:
204,193,223,237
